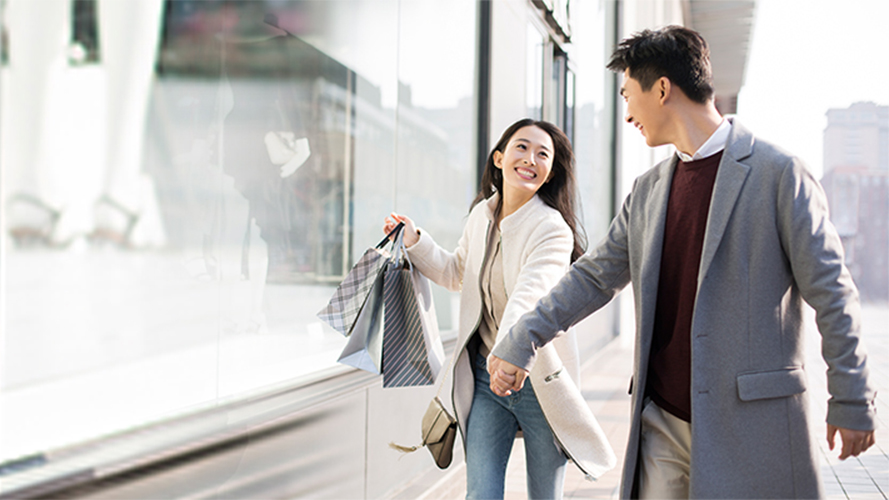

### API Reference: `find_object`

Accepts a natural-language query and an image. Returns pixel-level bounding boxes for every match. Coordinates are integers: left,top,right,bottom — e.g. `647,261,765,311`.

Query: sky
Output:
736,0,889,178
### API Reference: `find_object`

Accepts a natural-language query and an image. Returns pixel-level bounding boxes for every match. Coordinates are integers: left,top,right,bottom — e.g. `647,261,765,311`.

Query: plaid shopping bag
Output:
318,223,402,336
381,227,444,388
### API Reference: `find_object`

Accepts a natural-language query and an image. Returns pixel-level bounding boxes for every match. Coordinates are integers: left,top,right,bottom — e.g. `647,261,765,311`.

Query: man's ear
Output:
493,150,504,169
659,77,672,104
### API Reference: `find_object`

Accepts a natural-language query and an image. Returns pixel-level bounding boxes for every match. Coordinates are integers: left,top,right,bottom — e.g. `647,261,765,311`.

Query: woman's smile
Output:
515,166,537,180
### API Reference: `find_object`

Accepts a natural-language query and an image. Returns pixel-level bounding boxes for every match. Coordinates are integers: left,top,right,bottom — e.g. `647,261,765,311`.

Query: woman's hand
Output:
487,355,528,396
383,212,420,247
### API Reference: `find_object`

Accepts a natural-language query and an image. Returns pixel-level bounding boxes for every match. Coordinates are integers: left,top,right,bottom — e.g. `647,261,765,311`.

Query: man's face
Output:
620,69,668,147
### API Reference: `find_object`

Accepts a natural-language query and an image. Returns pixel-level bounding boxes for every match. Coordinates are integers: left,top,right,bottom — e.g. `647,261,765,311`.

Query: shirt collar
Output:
676,118,732,162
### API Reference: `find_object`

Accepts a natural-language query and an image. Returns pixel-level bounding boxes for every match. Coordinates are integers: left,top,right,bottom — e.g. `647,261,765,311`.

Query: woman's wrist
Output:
404,229,421,248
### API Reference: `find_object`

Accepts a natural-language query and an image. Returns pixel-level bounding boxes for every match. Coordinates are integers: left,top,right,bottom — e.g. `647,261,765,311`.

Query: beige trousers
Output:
638,400,693,499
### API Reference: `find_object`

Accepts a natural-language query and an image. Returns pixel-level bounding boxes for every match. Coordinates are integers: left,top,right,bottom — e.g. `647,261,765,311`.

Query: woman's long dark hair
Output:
472,118,587,262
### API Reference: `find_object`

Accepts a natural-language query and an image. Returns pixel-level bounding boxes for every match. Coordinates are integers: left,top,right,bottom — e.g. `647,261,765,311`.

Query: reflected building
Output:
149,1,468,285
821,102,889,303
154,4,367,284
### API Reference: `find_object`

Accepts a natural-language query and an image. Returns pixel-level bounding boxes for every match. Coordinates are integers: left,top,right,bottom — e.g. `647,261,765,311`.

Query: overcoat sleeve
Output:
776,159,876,430
492,186,636,371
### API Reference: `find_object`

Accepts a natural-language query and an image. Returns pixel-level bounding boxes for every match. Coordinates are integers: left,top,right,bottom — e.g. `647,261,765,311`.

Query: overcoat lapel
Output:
636,158,676,359
698,121,754,286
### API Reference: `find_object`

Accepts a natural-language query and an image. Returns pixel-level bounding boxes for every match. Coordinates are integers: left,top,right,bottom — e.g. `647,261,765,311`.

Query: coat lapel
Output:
698,120,754,286
637,157,676,350
640,158,676,290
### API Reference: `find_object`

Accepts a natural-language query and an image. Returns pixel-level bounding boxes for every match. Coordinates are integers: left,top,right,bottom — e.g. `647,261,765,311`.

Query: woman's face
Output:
493,125,555,200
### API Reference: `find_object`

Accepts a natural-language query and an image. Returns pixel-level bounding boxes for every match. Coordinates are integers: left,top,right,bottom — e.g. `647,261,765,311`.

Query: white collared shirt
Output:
676,118,732,162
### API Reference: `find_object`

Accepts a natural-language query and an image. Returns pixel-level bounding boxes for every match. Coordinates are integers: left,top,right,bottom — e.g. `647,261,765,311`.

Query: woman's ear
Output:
493,150,504,169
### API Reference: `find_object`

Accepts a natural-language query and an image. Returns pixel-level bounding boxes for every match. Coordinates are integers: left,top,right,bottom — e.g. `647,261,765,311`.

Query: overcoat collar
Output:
481,192,547,232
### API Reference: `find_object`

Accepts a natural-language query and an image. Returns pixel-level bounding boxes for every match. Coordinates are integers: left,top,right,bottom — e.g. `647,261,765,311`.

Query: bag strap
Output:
387,225,459,455
433,343,456,400
388,353,457,454
376,221,404,249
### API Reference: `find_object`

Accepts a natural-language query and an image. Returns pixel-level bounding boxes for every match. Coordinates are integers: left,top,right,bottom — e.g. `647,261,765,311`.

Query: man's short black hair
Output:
607,25,714,104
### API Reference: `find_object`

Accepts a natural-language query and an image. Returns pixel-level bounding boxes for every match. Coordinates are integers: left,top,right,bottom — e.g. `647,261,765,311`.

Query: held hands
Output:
383,213,419,248
487,355,528,396
828,424,876,460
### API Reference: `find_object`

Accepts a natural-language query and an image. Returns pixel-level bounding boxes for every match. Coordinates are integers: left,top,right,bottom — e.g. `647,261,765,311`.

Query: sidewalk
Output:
432,305,889,499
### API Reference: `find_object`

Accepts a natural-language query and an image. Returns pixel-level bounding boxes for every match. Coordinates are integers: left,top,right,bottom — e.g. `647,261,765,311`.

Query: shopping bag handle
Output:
390,222,414,270
377,221,405,249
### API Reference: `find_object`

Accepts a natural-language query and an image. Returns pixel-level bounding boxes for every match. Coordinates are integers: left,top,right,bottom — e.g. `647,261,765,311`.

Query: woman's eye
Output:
517,144,526,150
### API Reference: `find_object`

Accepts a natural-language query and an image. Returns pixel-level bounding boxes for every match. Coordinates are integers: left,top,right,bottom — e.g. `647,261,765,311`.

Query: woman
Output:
383,118,614,499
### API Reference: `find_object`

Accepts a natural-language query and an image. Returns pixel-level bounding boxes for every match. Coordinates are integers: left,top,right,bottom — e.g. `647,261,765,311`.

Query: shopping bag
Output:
318,222,403,336
336,268,384,373
381,226,445,388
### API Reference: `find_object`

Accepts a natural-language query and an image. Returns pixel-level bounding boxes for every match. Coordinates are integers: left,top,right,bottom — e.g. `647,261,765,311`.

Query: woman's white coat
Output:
406,194,615,479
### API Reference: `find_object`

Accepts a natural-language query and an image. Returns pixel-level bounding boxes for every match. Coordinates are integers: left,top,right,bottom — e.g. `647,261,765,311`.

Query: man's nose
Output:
625,112,633,124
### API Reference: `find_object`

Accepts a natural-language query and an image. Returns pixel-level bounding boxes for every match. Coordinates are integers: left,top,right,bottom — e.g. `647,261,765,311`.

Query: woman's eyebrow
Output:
514,138,551,152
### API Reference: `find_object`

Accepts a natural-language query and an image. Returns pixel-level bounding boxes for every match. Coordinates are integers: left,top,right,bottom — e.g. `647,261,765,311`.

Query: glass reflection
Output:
0,0,477,462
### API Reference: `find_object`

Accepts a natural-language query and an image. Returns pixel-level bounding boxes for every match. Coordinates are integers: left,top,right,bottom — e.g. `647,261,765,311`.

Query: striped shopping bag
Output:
381,226,444,388
318,223,402,336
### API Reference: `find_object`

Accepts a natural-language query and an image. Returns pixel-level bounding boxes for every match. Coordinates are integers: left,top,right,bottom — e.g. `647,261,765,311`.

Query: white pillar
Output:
98,0,166,247
1,0,68,209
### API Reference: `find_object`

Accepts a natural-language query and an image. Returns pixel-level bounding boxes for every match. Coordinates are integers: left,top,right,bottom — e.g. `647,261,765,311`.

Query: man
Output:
488,25,876,499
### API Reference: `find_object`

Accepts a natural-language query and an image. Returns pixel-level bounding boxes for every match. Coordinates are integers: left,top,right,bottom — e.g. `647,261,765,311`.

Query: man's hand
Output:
828,424,876,460
487,355,528,396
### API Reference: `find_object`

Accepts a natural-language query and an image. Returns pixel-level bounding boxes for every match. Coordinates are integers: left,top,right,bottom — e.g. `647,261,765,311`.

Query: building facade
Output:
822,102,889,304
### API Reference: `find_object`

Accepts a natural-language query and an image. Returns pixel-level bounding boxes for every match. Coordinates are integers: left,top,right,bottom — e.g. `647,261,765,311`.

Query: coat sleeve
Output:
776,159,876,431
404,216,473,293
491,187,636,371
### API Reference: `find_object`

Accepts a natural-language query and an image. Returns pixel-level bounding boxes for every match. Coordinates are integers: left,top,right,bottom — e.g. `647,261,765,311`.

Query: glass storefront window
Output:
70,0,100,64
570,0,618,240
0,0,477,465
565,67,576,144
526,22,544,120
0,0,8,65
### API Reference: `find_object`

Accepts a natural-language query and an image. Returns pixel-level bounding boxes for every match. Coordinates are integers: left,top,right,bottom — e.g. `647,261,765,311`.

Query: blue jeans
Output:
465,351,567,500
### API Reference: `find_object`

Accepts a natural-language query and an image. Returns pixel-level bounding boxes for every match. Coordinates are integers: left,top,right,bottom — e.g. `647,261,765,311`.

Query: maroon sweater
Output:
646,150,723,422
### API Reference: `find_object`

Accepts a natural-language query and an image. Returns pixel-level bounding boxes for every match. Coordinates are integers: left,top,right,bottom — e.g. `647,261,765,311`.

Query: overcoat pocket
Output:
736,367,807,401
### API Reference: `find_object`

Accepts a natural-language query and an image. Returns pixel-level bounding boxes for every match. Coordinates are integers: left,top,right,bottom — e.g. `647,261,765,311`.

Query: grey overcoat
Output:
493,119,877,499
